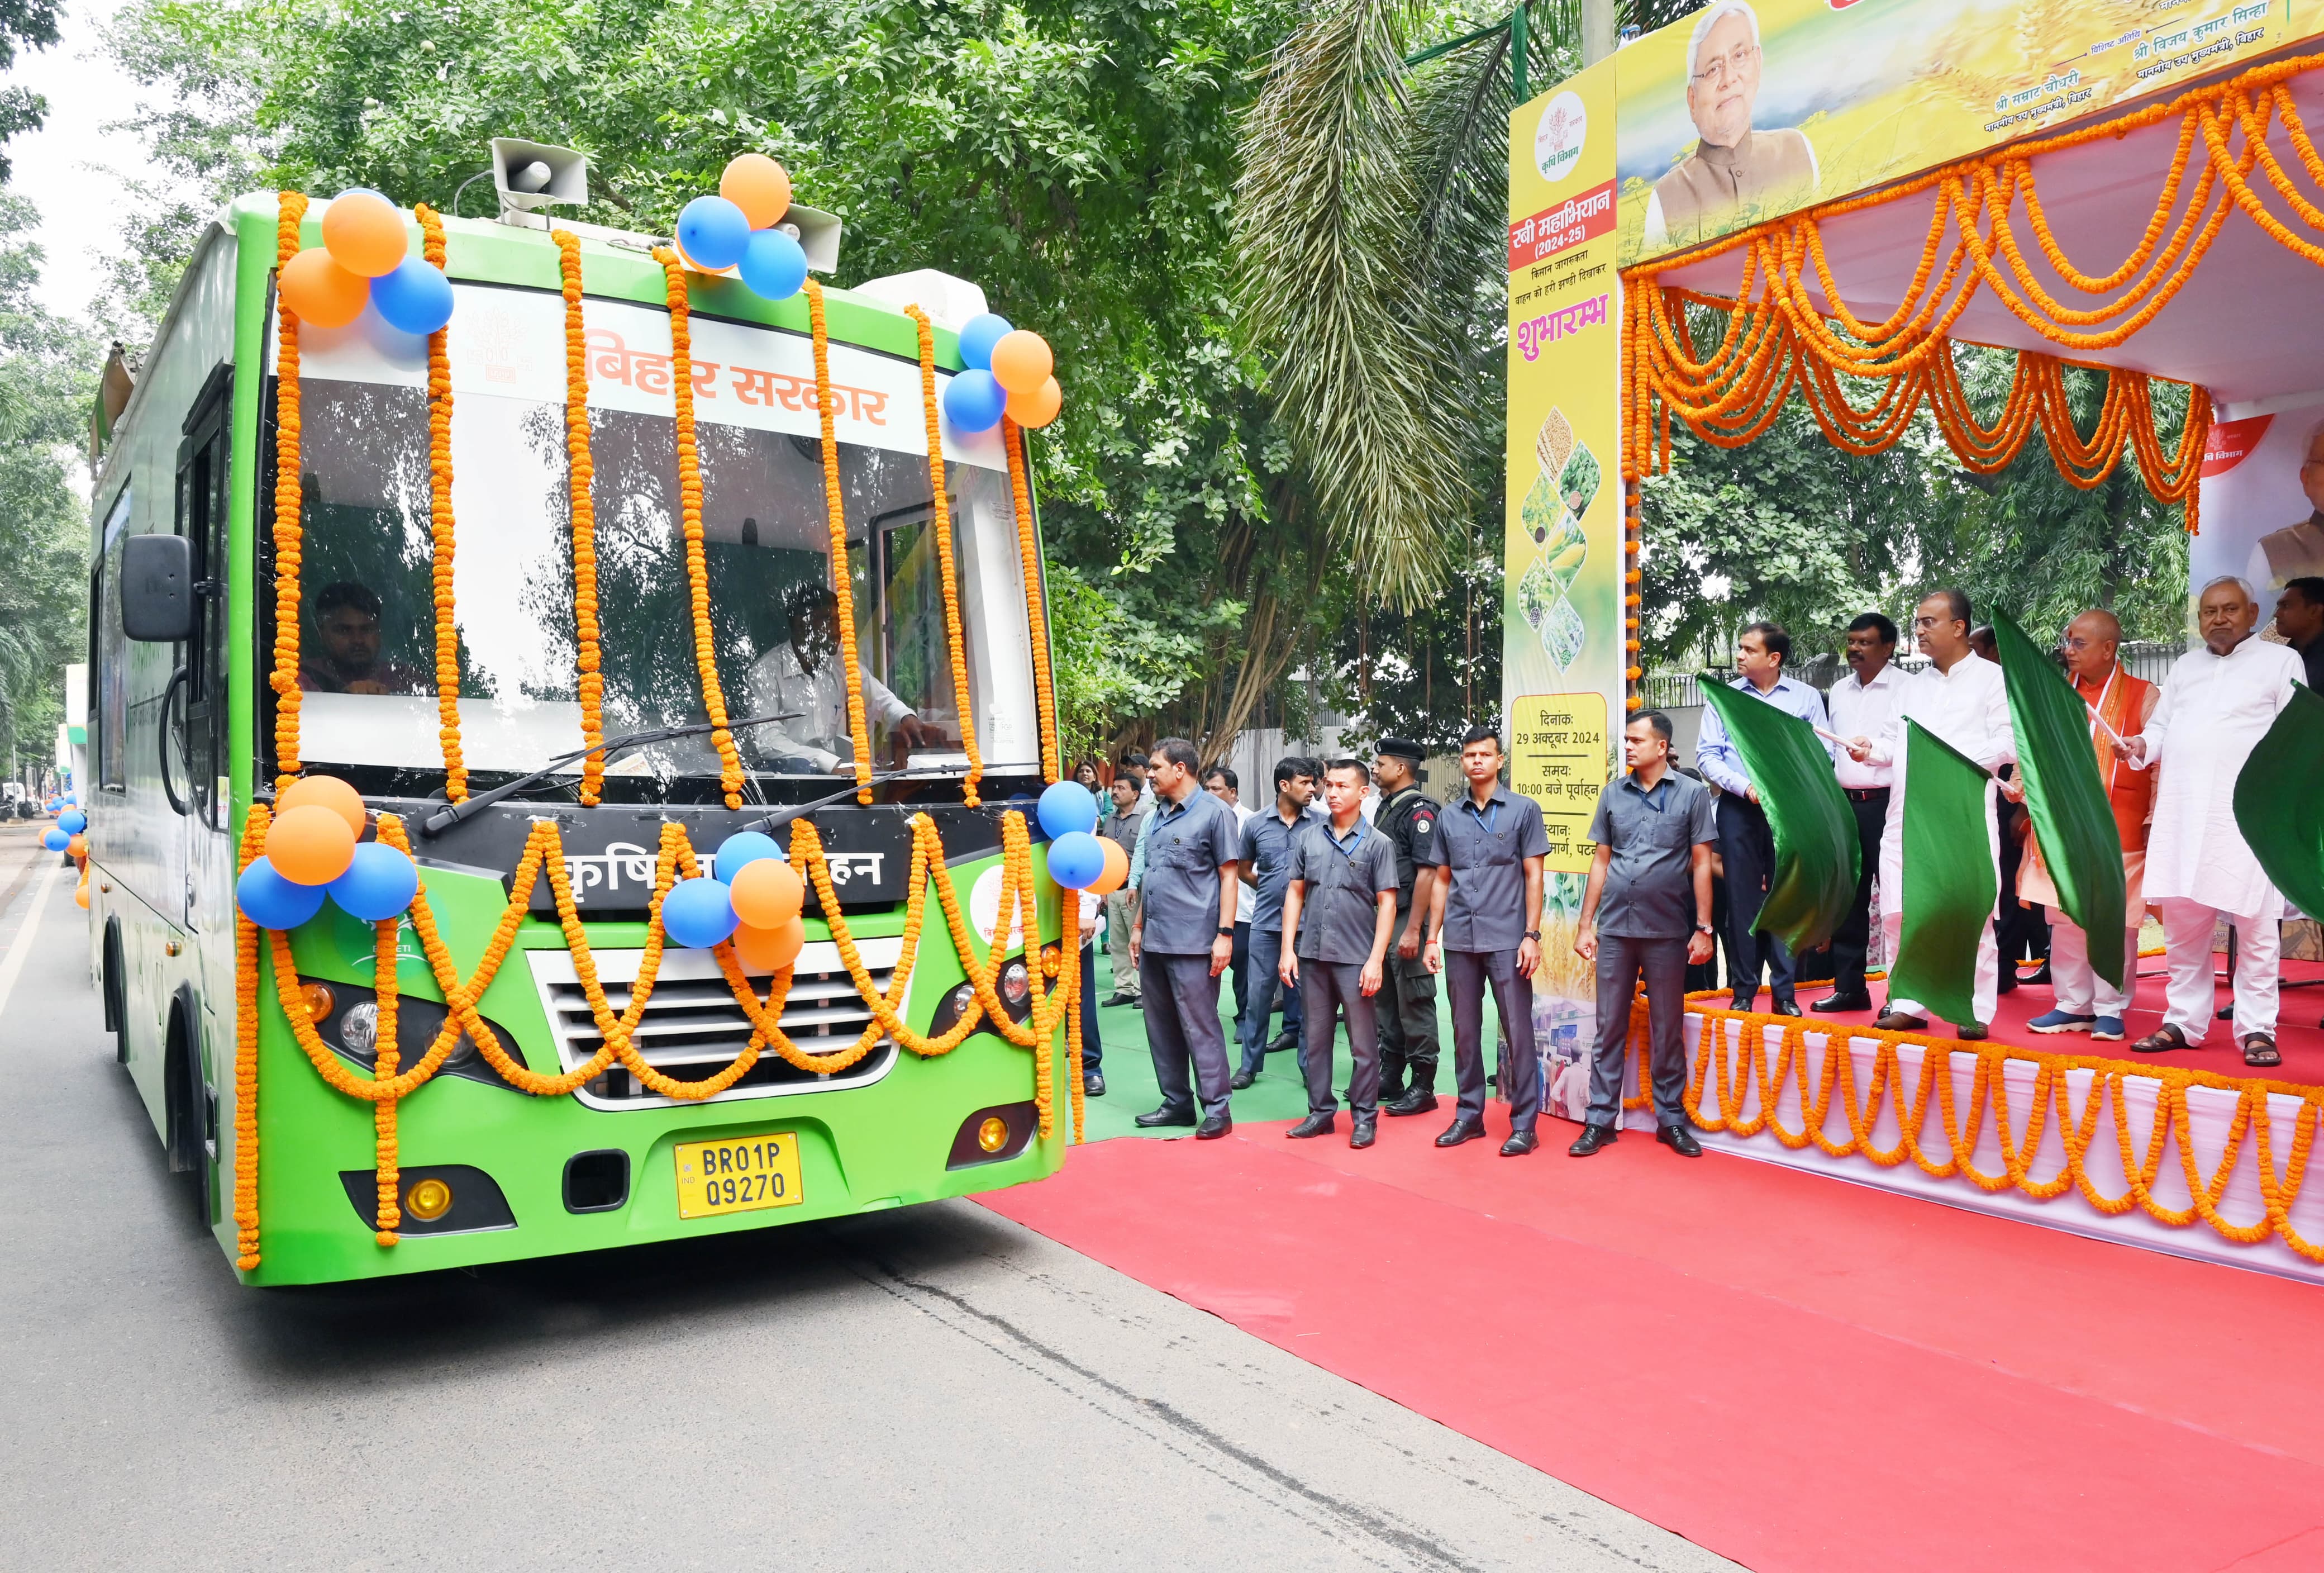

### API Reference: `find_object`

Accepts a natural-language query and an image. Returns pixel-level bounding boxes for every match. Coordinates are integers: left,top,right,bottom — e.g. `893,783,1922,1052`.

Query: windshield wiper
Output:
744,766,965,834
417,711,803,837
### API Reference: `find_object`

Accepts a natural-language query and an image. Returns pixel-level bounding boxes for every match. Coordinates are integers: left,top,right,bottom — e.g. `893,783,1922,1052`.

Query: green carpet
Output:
1074,952,1508,1143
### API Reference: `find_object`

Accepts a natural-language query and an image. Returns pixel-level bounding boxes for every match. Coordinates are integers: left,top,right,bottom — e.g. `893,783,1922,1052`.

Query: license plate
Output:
674,1132,803,1219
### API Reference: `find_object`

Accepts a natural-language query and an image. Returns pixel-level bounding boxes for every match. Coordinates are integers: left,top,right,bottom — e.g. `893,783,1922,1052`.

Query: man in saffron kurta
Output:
2023,610,2158,1043
2118,578,2306,1066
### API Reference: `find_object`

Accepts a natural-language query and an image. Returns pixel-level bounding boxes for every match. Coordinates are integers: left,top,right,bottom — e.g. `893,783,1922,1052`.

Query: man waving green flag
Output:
1697,681,1857,954
2234,682,2324,921
1885,720,1998,1032
1990,614,2127,989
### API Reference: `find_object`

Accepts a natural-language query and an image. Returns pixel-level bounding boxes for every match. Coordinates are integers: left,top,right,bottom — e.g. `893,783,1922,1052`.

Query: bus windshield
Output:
272,281,1040,787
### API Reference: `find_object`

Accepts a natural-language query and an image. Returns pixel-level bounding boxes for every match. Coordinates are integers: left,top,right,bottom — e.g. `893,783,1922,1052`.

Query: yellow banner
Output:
1617,0,2324,266
1506,56,1623,880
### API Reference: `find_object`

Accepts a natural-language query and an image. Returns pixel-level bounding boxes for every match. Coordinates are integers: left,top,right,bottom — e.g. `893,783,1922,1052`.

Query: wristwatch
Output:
1217,925,1235,937
1696,923,1716,934
1524,929,1541,940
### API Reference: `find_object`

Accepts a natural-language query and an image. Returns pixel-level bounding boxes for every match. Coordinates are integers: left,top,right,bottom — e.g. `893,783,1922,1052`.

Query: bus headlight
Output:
340,1001,378,1057
1000,960,1030,1010
947,1102,1037,1168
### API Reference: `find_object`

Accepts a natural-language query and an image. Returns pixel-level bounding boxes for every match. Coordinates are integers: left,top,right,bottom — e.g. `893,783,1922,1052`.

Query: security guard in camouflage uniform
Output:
1371,738,1442,1114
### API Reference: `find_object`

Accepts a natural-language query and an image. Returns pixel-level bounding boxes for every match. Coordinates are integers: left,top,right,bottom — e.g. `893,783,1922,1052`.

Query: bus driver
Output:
744,582,946,773
298,581,425,695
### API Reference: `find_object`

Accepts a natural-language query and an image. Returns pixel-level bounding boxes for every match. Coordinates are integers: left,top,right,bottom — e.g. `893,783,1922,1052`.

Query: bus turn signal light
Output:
301,982,335,1021
405,1177,454,1222
977,1116,1009,1153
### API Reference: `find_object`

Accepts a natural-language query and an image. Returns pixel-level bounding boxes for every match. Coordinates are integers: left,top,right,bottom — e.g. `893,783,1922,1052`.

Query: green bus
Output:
85,177,1073,1286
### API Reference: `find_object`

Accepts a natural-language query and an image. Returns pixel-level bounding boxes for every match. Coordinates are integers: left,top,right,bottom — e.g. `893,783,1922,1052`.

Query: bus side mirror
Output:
121,534,197,642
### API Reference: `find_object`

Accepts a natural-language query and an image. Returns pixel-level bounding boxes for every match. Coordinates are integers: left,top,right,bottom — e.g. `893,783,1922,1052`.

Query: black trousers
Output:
1375,940,1440,1094
1717,794,1796,1009
1828,788,1888,996
1228,920,1251,1028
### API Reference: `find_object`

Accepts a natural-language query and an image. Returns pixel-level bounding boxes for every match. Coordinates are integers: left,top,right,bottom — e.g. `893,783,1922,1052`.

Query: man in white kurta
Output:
2118,578,2304,1062
1849,591,2016,1035
742,585,937,772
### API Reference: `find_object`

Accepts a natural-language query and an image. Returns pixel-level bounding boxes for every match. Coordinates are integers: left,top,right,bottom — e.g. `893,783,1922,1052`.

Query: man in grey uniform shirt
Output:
1420,726,1552,1156
1278,759,1401,1148
1571,710,1718,1158
1130,737,1244,1139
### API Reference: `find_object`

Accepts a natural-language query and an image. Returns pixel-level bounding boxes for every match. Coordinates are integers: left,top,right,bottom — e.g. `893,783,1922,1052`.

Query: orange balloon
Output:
673,239,735,278
321,191,408,277
279,248,370,327
1087,836,1129,896
732,916,806,973
1006,376,1062,429
721,154,793,229
75,883,90,910
988,330,1054,396
266,803,358,886
730,858,806,929
278,774,367,840
66,834,87,859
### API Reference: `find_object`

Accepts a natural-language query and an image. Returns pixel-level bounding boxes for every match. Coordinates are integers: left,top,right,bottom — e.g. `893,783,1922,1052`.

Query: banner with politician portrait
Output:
1618,0,2324,267
2193,400,2324,630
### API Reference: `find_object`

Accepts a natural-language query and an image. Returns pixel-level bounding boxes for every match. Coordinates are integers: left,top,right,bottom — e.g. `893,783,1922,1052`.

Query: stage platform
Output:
985,1108,2324,1572
1656,958,2324,1284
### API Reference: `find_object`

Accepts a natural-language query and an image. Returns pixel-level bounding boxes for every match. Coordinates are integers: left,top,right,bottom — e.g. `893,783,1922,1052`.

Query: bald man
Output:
2024,610,2159,1042
2117,578,2304,1066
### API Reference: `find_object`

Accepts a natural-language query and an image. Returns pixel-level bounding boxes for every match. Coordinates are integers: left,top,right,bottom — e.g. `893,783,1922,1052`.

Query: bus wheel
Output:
164,999,215,1227
102,921,127,1063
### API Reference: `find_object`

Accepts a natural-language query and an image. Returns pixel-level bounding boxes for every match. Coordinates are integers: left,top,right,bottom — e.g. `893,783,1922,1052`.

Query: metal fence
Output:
1641,639,2184,710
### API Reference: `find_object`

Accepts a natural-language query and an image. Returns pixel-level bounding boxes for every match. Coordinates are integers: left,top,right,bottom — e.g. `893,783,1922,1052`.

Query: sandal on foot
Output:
2242,1033,2282,1069
2132,1024,2190,1054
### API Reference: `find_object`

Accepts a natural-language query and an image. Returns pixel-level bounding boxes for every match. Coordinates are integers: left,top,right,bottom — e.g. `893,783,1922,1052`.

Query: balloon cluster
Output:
659,831,809,970
276,190,455,336
674,154,809,301
941,313,1062,434
235,778,421,930
1035,782,1126,893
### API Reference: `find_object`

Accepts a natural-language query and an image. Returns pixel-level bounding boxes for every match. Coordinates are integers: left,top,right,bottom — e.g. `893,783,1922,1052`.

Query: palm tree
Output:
1234,2,1703,619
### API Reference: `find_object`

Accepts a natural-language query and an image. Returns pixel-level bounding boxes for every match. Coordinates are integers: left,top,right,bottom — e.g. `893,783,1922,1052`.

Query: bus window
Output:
95,487,131,792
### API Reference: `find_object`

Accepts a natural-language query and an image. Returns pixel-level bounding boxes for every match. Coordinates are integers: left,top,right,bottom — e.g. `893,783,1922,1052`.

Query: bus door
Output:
172,365,235,931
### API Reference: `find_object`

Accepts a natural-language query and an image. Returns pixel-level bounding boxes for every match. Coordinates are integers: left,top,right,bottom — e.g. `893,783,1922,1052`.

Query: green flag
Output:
1698,679,1858,953
1991,614,2127,989
2234,682,2324,921
1887,720,1998,1029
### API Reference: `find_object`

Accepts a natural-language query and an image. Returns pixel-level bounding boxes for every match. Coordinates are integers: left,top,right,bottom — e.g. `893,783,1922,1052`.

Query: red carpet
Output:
985,1108,2324,1572
1788,954,2324,1086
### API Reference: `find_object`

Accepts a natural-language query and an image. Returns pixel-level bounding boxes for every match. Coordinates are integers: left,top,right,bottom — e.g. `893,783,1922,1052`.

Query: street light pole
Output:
1582,0,1617,65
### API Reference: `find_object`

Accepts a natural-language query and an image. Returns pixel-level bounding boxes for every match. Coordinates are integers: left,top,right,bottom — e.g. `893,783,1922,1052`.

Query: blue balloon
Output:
942,369,1006,433
713,830,784,881
328,842,420,921
369,256,454,335
237,857,328,930
958,312,1012,371
677,195,751,270
58,808,87,834
42,828,68,852
737,227,807,300
1036,781,1099,840
1046,831,1106,890
662,876,739,949
62,792,74,805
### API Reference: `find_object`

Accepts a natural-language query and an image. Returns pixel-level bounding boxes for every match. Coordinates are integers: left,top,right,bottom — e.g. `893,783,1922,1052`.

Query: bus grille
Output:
523,938,904,1109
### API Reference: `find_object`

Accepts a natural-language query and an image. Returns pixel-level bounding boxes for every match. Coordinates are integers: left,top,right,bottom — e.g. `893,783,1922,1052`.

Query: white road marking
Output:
0,860,64,1020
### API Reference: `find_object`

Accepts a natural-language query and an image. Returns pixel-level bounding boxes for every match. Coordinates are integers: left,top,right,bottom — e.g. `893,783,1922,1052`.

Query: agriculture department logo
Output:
1534,92,1587,182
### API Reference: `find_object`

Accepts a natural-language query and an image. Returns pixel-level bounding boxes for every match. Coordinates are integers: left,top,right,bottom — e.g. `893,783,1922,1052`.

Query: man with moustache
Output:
1818,613,1906,1014
1369,738,1442,1113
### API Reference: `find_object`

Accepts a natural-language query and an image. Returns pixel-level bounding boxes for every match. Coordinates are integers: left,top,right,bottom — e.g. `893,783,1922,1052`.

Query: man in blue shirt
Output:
1235,758,1321,1086
1129,738,1244,1139
1692,621,1834,1016
1278,759,1401,1147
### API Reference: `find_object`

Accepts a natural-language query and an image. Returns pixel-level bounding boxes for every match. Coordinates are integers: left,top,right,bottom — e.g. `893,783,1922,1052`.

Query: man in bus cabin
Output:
744,582,944,772
298,581,423,694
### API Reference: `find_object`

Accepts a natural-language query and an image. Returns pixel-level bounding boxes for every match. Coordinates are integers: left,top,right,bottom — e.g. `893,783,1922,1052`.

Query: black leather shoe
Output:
1499,1129,1539,1156
1288,1113,1334,1139
1769,999,1802,1018
1266,1032,1299,1056
1567,1123,1618,1156
1196,1113,1233,1139
1349,1116,1377,1149
1812,992,1873,1014
1134,1105,1197,1129
1101,992,1138,1008
1230,1070,1255,1090
1083,1071,1106,1097
1435,1119,1487,1148
1657,1123,1703,1157
1384,1087,1439,1116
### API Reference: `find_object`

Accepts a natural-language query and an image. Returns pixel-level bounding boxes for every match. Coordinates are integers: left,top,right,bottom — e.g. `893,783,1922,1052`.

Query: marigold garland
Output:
653,248,746,808
415,203,467,804
1002,417,1060,783
803,279,876,804
559,231,608,806
244,807,1079,1253
231,807,268,1270
269,193,309,789
1636,993,2324,1263
903,305,984,806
